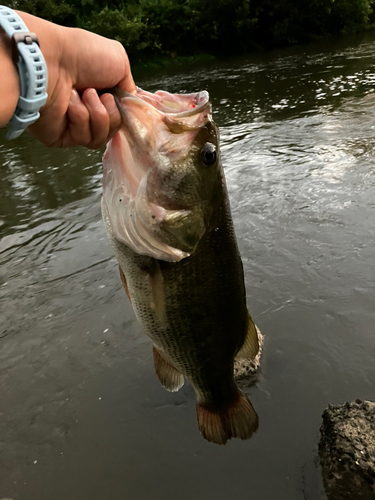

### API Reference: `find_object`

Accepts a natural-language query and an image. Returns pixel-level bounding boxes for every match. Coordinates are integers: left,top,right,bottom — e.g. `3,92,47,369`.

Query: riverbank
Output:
132,53,216,73
132,27,375,76
3,0,375,68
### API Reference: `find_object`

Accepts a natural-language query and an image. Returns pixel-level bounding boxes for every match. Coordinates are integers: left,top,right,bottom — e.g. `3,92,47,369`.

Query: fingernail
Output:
85,88,102,110
70,88,80,105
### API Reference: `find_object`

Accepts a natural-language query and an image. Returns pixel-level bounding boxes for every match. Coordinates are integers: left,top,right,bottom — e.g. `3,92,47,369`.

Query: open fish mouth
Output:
102,88,212,262
135,87,210,117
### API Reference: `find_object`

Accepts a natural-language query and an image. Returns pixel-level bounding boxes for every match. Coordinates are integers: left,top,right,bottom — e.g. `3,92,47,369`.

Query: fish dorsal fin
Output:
236,312,259,360
153,346,184,392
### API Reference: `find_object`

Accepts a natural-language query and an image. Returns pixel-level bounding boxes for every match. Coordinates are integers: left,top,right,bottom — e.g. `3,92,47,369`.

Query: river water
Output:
1,33,375,499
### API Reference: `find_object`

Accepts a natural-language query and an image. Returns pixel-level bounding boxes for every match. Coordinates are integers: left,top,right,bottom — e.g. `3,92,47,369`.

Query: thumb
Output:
67,29,136,94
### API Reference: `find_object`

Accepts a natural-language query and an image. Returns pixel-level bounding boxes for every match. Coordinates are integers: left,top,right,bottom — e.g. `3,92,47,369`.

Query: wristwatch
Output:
0,6,48,139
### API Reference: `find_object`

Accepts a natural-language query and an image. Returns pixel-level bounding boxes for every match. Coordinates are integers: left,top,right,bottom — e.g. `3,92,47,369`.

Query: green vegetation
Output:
5,0,375,65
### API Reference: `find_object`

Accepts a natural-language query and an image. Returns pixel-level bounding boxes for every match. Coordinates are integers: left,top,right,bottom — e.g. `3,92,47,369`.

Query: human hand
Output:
15,12,136,148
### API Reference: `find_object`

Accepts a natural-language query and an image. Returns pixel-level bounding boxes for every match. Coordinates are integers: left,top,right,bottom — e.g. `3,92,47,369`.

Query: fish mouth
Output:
112,86,210,120
102,88,211,262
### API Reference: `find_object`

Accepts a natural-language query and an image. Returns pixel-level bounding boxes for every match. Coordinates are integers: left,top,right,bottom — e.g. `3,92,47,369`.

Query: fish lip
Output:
167,91,210,118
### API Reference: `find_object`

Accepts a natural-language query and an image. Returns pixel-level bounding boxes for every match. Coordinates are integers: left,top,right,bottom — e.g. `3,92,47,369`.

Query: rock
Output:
234,325,263,379
319,400,375,500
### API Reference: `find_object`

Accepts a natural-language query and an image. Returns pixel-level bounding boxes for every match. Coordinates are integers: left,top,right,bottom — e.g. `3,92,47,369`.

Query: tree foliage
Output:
5,0,375,62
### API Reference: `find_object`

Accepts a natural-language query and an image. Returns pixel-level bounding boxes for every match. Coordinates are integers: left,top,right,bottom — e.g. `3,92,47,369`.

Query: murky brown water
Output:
1,32,375,499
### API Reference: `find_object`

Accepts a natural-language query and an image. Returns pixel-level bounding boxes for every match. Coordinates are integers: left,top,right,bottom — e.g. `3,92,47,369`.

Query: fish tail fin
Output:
236,312,260,359
196,391,259,445
153,346,184,392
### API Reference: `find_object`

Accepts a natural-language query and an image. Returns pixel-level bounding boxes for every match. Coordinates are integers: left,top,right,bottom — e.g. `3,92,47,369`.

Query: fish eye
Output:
200,143,217,166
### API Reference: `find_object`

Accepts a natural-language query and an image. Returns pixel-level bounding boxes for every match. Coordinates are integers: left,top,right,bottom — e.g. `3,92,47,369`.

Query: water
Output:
1,33,375,499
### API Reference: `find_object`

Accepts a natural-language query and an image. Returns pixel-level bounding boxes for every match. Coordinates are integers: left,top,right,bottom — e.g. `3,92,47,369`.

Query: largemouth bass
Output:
102,87,260,445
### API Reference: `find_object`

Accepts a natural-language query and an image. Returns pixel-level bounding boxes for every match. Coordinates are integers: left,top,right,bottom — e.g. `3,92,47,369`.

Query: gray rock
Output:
319,400,375,500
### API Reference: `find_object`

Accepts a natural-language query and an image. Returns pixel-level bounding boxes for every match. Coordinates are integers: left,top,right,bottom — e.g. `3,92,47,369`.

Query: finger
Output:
116,48,137,95
100,93,122,141
118,69,137,95
29,87,71,147
72,35,136,95
66,88,91,147
81,88,110,149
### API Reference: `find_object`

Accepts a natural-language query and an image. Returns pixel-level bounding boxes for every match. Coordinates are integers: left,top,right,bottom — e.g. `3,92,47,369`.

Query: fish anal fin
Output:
236,312,259,360
153,346,184,392
119,266,131,302
196,392,259,445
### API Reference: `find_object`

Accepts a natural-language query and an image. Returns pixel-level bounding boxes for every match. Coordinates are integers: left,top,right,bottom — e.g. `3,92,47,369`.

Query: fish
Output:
101,87,260,445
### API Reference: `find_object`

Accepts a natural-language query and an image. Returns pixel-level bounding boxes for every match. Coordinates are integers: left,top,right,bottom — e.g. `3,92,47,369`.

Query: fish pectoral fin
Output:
235,312,260,360
196,391,258,445
146,260,167,327
161,206,208,253
153,346,184,392
119,266,131,302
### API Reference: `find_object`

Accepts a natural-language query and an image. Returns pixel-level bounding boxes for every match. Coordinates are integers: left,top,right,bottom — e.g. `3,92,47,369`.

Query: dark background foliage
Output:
5,0,375,62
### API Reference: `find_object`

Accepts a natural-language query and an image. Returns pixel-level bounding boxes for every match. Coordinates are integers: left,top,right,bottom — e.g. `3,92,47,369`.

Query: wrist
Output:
0,27,20,126
15,11,65,105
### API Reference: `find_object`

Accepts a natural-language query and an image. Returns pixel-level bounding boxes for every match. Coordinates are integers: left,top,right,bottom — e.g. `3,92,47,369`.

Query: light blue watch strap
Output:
0,6,48,139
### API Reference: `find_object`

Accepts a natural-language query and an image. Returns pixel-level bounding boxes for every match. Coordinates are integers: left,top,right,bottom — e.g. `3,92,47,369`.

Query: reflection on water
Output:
1,32,375,500
0,139,102,235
